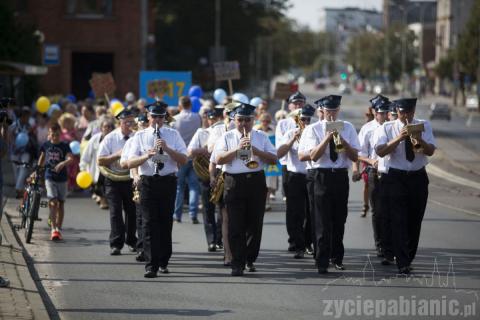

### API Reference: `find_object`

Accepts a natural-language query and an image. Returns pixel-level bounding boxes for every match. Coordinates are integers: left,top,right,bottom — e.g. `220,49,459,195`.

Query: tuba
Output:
326,117,345,153
242,128,259,169
193,154,210,183
405,120,424,153
99,161,131,181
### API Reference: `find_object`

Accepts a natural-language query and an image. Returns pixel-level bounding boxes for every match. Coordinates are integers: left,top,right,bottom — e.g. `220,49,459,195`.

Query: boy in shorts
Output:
37,123,73,240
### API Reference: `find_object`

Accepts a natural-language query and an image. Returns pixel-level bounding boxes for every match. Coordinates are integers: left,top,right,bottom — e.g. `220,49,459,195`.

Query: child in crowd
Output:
37,123,73,241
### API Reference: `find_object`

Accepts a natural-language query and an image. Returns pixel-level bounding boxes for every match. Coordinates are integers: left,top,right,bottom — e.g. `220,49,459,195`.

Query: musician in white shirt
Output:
298,95,360,274
215,103,277,276
374,98,436,275
125,101,187,278
277,104,315,259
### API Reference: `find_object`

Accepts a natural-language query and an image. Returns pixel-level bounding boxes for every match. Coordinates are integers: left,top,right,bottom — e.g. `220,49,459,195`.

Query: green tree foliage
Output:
0,2,40,64
435,50,454,80
345,24,418,83
154,0,288,88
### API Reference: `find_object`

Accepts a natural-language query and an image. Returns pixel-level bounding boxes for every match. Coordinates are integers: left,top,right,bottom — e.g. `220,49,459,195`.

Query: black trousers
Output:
282,166,293,247
135,201,143,252
104,178,137,249
200,181,221,246
378,173,393,260
383,168,429,269
312,169,349,269
306,169,317,255
224,171,267,269
140,174,177,272
285,171,309,251
367,168,382,251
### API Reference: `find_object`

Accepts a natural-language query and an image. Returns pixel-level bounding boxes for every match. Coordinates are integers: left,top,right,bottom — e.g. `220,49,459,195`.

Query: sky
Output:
285,0,383,31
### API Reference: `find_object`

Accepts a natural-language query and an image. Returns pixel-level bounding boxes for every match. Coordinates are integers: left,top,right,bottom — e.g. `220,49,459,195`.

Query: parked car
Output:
429,103,451,121
466,95,479,111
338,83,351,94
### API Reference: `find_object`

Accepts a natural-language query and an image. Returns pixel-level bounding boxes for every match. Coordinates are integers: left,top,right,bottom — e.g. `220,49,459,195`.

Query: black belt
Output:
314,168,348,173
288,171,307,177
224,171,263,179
140,173,176,180
366,166,377,173
388,167,426,176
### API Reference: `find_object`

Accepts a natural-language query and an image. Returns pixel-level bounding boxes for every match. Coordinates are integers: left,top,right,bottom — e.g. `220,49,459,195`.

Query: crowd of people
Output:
1,88,436,278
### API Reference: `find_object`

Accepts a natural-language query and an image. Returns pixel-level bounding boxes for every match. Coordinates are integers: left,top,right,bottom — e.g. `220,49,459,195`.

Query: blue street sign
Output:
139,71,192,106
44,44,59,65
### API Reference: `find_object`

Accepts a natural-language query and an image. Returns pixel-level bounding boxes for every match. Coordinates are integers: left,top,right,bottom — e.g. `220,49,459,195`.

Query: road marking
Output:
428,199,480,217
427,164,480,190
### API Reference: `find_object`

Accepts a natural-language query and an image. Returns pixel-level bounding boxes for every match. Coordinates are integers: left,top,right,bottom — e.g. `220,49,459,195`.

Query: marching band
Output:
100,92,435,278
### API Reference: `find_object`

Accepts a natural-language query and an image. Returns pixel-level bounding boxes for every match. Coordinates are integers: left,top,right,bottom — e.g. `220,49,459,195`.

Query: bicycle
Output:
13,161,48,243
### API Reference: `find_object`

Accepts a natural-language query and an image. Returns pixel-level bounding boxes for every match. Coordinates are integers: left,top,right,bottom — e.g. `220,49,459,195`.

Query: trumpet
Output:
242,128,259,169
326,116,345,153
132,183,140,203
405,119,424,153
294,113,306,142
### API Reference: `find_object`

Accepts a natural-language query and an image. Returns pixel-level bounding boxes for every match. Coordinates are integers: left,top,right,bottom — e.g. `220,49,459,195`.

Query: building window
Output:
66,0,112,18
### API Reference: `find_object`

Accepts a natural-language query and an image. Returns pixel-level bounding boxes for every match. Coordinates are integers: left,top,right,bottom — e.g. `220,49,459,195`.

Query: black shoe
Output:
223,261,232,267
135,252,146,262
128,245,137,253
231,268,244,276
318,267,328,274
288,244,296,252
208,244,217,252
159,267,169,274
334,263,345,270
144,270,157,278
305,245,314,255
246,263,256,272
398,267,410,275
216,243,224,250
174,218,182,223
381,258,394,266
191,217,199,224
110,247,121,256
294,250,304,259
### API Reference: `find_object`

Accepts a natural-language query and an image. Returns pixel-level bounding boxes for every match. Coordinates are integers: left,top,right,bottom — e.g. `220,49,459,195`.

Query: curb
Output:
0,201,50,320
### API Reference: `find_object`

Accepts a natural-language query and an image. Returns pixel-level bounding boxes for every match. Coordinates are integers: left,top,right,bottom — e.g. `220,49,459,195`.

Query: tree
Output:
345,31,383,79
456,0,480,88
0,2,40,102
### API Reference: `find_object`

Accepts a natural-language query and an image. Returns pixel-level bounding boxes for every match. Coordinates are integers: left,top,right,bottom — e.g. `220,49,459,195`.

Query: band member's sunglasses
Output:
151,114,165,119
237,117,252,123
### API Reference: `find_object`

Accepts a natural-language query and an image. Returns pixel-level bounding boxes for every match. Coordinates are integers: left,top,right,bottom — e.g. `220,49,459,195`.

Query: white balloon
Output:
232,92,249,104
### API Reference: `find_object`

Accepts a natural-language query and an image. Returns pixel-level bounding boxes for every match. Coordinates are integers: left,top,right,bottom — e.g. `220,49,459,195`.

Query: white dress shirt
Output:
206,121,227,153
298,119,360,169
374,118,436,172
275,117,296,165
188,127,210,151
214,128,276,174
80,132,102,182
126,126,187,176
282,128,307,174
98,128,133,173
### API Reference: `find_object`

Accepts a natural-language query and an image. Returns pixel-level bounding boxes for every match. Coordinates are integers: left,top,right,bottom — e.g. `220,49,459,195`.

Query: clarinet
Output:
154,123,164,174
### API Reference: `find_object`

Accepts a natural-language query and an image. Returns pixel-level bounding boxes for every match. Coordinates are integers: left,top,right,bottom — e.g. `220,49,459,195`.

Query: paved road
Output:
7,86,480,320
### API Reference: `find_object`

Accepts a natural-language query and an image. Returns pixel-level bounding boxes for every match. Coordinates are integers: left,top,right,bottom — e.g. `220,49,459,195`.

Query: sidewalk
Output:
0,200,50,320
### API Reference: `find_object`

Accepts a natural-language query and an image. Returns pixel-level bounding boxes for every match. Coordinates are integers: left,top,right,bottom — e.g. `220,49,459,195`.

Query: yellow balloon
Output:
76,171,93,189
36,96,51,113
110,101,124,117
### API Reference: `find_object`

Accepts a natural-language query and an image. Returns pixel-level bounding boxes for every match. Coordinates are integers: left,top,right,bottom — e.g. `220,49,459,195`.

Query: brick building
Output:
14,0,155,100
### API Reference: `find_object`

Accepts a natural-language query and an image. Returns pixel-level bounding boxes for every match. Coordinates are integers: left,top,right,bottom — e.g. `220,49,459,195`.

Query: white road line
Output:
427,164,480,190
428,199,480,218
